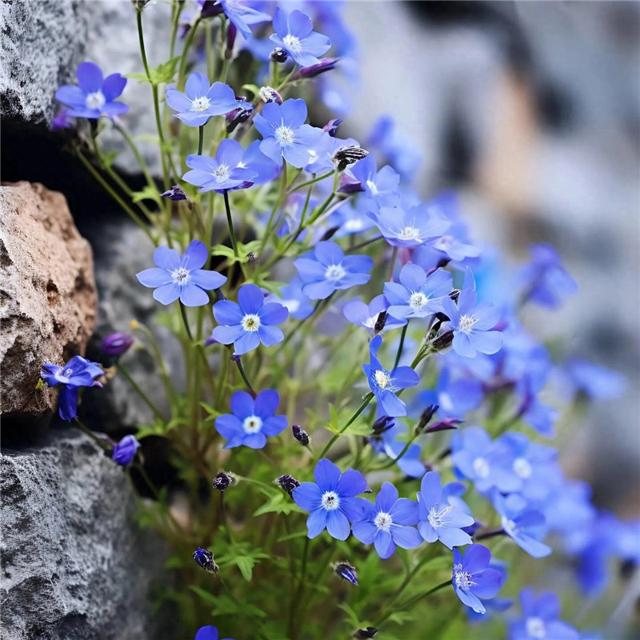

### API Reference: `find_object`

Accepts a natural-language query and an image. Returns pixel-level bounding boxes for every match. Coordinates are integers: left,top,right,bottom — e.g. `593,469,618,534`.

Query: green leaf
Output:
325,403,371,436
253,492,304,517
131,185,161,205
127,56,181,85
235,555,255,581
241,83,260,97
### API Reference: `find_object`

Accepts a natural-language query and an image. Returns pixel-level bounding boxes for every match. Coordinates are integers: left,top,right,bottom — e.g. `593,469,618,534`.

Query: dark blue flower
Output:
441,271,503,358
352,482,422,559
112,435,140,466
215,389,287,449
333,561,359,585
194,624,234,640
292,458,368,540
193,547,218,573
384,264,452,320
417,471,475,549
270,8,331,67
55,61,127,119
41,356,103,421
369,203,449,248
211,284,288,354
100,332,134,357
183,139,258,193
452,544,505,614
254,98,327,168
136,241,226,307
493,494,551,559
509,589,579,640
166,73,241,127
363,335,419,417
294,241,373,300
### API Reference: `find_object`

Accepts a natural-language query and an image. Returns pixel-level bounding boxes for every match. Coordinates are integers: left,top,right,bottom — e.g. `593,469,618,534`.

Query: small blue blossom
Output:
369,203,449,248
100,332,134,357
441,271,503,358
367,115,422,182
493,494,551,559
352,482,422,559
509,589,579,640
342,294,404,332
210,0,271,39
266,278,314,321
166,73,241,127
294,241,373,300
292,458,368,541
215,389,287,449
270,8,331,67
55,61,127,119
417,471,475,549
194,624,234,640
183,139,257,193
384,264,452,320
136,241,227,307
254,98,327,168
111,435,140,466
348,155,400,208
41,356,103,421
363,335,419,417
370,421,425,478
452,544,505,615
563,358,626,401
211,284,288,354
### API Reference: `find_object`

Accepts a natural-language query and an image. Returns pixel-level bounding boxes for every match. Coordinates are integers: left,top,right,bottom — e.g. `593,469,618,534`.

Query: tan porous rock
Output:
0,182,97,421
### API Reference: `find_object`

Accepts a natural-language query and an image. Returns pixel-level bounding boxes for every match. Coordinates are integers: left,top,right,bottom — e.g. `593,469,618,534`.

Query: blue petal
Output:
191,269,226,291
215,414,243,440
237,284,264,314
210,324,244,344
213,300,243,325
259,302,288,325
153,284,180,305
76,61,103,92
314,458,340,490
258,325,284,347
326,509,350,541
392,525,423,550
307,508,328,538
230,390,254,419
136,267,171,288
374,530,395,559
234,331,260,355
179,284,209,307
293,482,322,511
153,246,180,270
183,240,208,270
254,389,279,418
102,73,126,101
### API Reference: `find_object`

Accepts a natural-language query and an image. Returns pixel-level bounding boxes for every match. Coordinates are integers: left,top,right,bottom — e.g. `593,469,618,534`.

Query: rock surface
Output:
0,428,169,640
0,182,97,425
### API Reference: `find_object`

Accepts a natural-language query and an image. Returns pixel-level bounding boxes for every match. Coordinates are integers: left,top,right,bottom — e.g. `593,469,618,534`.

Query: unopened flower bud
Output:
276,474,300,497
425,418,462,434
354,628,378,639
432,330,453,351
371,415,395,436
226,22,237,58
416,404,439,431
295,58,338,79
333,145,368,171
101,331,134,357
193,547,218,573
323,118,342,137
270,47,288,63
333,561,358,585
161,185,187,201
259,86,283,104
338,175,365,194
320,226,340,241
111,435,140,466
212,471,235,492
373,310,388,334
291,424,310,446
226,101,254,133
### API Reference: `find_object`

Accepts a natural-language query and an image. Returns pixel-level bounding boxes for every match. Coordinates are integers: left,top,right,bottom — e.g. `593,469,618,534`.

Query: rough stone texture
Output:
0,428,169,639
0,182,97,422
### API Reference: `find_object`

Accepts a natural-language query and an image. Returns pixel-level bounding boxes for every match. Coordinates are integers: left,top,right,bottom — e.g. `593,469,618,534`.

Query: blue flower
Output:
215,389,287,449
494,494,551,559
194,624,234,640
270,8,331,67
100,332,134,357
343,294,404,332
292,459,368,540
370,421,425,478
352,482,422,559
214,0,271,39
41,356,103,421
266,278,314,321
211,284,288,354
166,73,241,127
348,155,400,208
441,271,503,358
294,241,373,300
254,98,327,168
183,139,258,193
384,264,452,320
417,471,475,549
136,240,226,307
111,435,140,466
563,359,626,401
369,203,449,248
452,544,505,614
363,335,419,417
509,589,579,640
55,61,127,119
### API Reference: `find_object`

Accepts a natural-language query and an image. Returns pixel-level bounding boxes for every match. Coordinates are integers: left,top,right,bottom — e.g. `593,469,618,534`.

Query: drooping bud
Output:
416,404,439,432
161,185,187,201
431,330,453,351
333,145,369,171
111,435,140,466
425,417,462,434
320,226,340,241
373,310,388,334
212,471,235,492
333,561,358,585
276,474,300,497
295,57,338,79
199,0,223,19
193,547,219,573
338,174,365,194
259,86,283,104
371,415,395,436
354,628,378,639
101,331,134,357
270,47,288,63
226,22,237,58
226,101,254,133
291,424,310,446
323,118,342,137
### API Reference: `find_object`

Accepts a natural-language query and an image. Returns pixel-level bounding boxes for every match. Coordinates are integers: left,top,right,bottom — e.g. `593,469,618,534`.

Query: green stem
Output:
169,0,184,59
393,323,408,370
178,16,202,88
287,169,334,194
349,234,383,252
223,190,239,259
179,302,194,342
74,418,110,450
288,536,310,638
260,162,287,255
114,122,156,194
118,363,165,422
234,357,256,396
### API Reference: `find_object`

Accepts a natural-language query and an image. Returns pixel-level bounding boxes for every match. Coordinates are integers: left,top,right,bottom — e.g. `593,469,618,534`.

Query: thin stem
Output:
223,190,239,258
169,0,184,59
288,536,310,638
234,357,256,397
114,121,156,193
178,17,202,88
198,124,204,155
393,323,408,370
474,528,506,541
179,302,194,342
390,580,452,620
287,169,334,194
260,163,287,255
118,363,165,422
349,234,383,252
74,418,111,450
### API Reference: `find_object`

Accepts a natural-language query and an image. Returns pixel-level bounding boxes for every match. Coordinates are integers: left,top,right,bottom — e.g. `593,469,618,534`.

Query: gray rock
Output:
0,428,170,640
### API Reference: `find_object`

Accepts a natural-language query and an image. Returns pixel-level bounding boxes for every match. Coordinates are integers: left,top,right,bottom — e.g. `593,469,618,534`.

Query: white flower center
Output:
242,415,263,434
321,490,340,511
324,264,346,281
526,617,547,639
453,564,474,589
409,292,429,310
282,298,300,314
241,314,261,332
427,504,453,530
213,164,231,183
472,456,490,479
283,33,303,54
275,124,295,146
63,368,74,378
191,96,211,112
366,179,379,195
171,267,191,285
513,457,532,479
85,91,105,110
374,511,393,532
398,226,421,241
459,314,477,334
374,369,391,389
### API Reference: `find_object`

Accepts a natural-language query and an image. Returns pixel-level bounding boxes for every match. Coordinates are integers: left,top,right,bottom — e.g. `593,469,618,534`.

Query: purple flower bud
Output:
319,226,340,242
193,547,218,573
258,86,283,105
276,474,300,497
323,118,342,137
354,628,378,639
416,404,439,431
111,435,140,466
101,331,134,357
338,175,365,194
270,47,288,63
51,109,73,131
226,22,237,57
161,185,187,201
199,0,223,19
212,471,235,492
291,424,310,446
373,310,388,334
425,417,462,434
333,145,369,171
295,57,338,79
225,101,254,133
372,416,395,436
333,561,358,586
